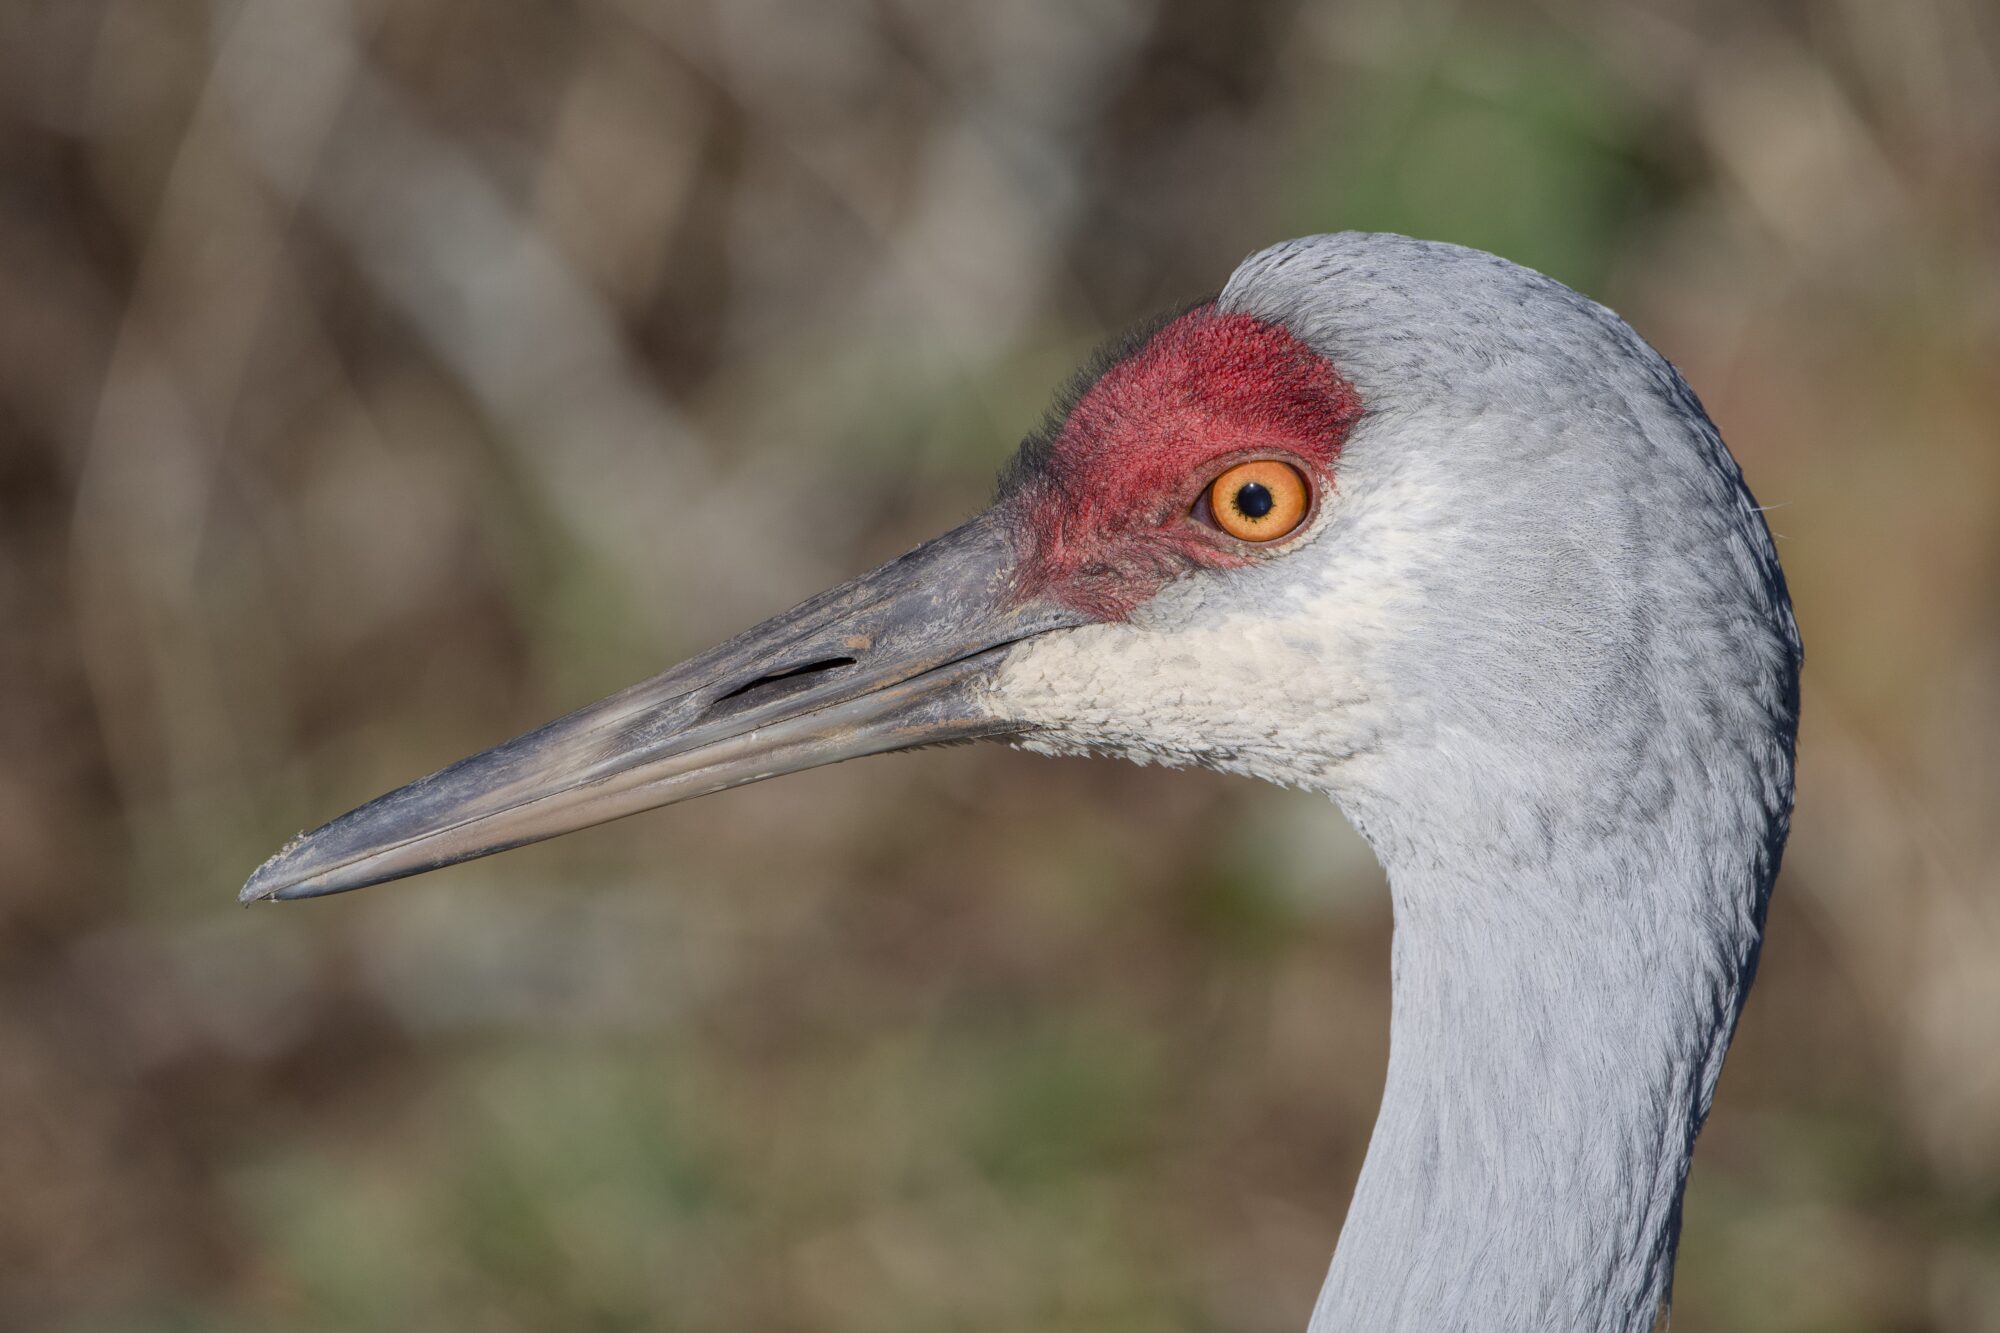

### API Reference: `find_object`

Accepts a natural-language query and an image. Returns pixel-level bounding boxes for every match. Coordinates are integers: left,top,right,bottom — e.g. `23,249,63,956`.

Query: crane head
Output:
241,232,1797,903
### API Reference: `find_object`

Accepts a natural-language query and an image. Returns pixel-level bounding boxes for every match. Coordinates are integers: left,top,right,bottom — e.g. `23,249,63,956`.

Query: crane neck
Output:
1307,803,1777,1333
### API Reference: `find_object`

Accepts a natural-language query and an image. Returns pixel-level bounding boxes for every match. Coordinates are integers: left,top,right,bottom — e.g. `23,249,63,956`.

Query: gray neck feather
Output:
1310,818,1773,1333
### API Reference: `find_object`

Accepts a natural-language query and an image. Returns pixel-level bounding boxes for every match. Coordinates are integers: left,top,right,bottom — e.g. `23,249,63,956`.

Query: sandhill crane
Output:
243,232,1801,1332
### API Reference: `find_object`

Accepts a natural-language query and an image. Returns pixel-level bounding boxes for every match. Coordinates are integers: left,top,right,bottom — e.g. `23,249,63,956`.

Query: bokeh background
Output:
3,1,1997,1329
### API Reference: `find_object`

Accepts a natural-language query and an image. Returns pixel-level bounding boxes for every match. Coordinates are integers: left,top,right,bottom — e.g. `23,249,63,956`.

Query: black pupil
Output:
1233,481,1275,520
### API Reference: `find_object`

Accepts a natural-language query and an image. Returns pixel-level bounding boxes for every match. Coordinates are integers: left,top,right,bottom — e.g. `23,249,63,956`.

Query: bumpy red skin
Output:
1007,305,1363,621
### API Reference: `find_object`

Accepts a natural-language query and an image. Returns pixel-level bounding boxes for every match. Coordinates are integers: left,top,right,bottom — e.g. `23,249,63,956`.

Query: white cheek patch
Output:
985,569,1394,794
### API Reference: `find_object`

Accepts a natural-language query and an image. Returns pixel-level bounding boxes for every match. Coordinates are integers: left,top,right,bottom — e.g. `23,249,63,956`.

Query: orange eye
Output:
1206,460,1311,542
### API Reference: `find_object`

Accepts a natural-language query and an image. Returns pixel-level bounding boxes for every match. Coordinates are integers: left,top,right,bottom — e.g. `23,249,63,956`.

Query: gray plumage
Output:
241,232,1801,1333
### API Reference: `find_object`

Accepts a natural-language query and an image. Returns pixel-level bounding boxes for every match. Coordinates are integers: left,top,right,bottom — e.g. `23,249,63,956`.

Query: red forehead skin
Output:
1007,305,1362,620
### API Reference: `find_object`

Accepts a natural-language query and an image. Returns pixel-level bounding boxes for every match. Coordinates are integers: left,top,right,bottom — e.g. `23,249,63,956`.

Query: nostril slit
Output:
716,656,858,703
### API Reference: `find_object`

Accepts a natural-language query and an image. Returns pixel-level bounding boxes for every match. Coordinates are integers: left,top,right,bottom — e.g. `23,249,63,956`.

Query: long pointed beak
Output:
242,508,1076,903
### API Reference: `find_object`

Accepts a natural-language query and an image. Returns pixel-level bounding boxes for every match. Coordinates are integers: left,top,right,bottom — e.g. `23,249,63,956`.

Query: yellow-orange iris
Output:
1208,460,1310,542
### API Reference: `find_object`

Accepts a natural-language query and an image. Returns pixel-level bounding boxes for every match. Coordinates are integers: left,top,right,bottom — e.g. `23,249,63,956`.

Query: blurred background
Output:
2,0,1997,1329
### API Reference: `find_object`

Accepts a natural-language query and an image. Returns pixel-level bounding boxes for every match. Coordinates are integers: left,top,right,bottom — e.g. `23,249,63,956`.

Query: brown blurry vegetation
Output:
1,1,1997,1329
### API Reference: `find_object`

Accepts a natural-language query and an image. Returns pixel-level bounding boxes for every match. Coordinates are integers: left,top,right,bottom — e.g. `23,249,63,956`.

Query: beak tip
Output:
238,862,291,905
239,833,320,904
